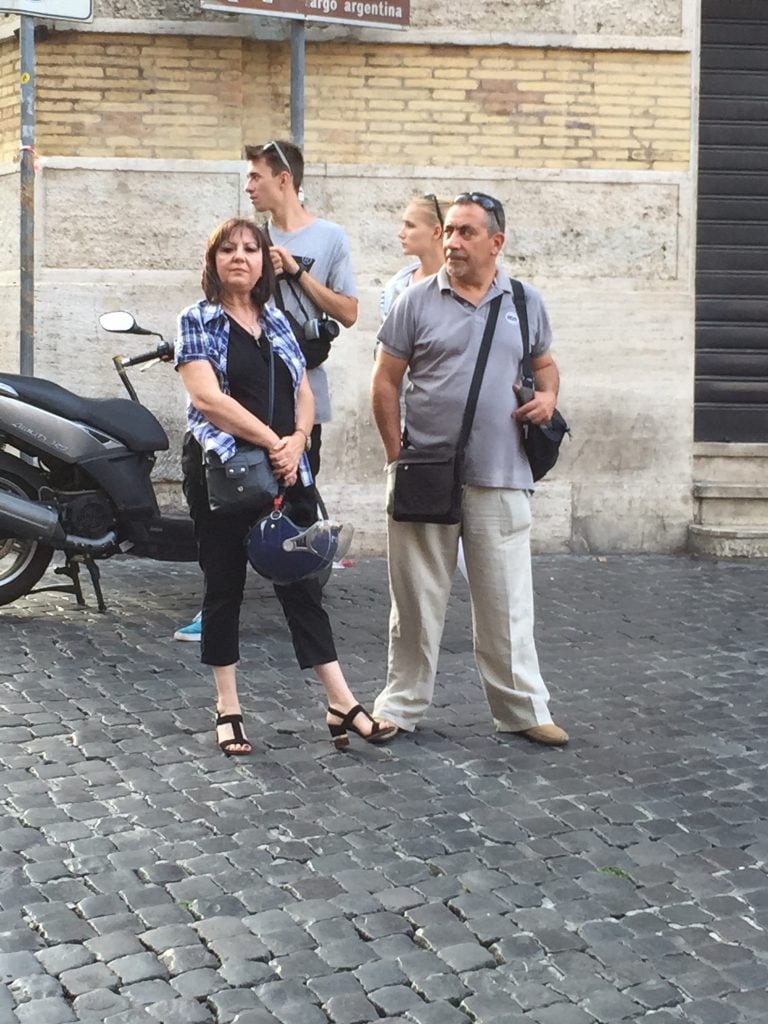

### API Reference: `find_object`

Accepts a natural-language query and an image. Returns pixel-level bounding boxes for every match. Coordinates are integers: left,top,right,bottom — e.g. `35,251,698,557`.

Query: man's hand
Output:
269,245,300,278
513,354,560,425
512,384,557,425
372,351,408,464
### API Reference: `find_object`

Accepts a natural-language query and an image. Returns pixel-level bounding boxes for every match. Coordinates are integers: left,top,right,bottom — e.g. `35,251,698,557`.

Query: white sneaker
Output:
173,611,202,641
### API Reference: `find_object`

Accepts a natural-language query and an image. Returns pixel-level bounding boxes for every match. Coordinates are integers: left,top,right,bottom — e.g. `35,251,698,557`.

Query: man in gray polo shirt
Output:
371,192,568,746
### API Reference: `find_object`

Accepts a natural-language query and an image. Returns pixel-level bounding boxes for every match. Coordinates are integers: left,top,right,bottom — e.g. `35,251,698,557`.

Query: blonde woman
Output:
381,193,446,318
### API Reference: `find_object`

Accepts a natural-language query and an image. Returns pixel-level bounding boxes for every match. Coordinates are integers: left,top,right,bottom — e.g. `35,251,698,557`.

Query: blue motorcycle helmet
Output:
246,500,353,584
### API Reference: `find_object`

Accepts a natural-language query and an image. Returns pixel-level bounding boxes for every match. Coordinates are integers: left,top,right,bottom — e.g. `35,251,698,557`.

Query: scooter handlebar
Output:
120,341,174,367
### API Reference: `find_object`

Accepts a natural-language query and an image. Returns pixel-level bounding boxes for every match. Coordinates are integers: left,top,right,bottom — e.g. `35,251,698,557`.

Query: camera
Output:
294,316,340,369
301,317,340,344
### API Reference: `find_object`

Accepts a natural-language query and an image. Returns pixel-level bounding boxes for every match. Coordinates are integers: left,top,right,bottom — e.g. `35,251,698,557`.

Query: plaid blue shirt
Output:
175,299,312,485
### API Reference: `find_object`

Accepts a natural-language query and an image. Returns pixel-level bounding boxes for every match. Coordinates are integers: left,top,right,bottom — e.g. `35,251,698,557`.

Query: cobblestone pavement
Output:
1,553,767,1024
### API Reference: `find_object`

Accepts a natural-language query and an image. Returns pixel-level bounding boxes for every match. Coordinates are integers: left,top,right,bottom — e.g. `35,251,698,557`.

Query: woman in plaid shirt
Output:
176,218,396,756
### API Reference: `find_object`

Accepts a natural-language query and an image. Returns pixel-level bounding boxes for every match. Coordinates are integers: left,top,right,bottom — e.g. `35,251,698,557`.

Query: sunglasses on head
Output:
423,193,443,227
264,140,292,174
454,192,505,232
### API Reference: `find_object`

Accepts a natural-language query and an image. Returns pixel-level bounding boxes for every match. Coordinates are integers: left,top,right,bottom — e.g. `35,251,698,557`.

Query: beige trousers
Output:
373,480,553,733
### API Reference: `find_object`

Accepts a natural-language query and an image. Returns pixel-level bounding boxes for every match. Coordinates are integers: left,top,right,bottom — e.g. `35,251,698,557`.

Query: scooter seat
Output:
0,373,169,452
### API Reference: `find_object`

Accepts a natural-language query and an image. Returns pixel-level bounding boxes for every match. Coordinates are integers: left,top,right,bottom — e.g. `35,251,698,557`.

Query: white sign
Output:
0,0,93,20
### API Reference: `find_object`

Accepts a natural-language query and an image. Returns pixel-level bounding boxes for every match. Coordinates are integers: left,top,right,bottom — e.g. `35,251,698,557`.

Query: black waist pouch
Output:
392,447,463,525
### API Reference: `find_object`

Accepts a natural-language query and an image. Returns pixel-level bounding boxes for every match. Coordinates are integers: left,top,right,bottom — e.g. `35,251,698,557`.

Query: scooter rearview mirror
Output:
99,311,157,336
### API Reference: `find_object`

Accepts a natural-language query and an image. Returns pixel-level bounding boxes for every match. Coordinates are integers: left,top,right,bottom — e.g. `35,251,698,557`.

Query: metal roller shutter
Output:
696,0,768,441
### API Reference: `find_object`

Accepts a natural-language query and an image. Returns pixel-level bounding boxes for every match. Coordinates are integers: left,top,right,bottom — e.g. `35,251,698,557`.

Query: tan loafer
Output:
519,723,569,747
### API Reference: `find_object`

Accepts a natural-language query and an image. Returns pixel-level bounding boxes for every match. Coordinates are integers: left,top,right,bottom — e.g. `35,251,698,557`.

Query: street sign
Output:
0,1,93,20
202,0,409,31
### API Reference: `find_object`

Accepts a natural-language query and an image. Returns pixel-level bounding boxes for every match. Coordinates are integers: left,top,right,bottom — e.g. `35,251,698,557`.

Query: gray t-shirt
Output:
378,268,553,490
269,218,357,423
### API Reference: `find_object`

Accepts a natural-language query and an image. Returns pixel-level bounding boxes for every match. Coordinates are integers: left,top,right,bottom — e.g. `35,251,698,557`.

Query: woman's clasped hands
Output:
268,431,305,487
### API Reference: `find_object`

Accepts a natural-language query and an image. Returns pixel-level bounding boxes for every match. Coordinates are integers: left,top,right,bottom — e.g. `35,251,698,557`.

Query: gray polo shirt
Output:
378,267,553,490
269,218,357,424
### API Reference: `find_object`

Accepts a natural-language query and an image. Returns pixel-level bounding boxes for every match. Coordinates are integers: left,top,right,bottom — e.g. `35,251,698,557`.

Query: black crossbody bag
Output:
204,337,279,515
511,278,570,482
392,294,502,524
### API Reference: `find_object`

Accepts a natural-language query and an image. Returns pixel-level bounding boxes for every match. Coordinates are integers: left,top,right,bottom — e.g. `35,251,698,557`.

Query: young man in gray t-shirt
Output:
245,140,357,475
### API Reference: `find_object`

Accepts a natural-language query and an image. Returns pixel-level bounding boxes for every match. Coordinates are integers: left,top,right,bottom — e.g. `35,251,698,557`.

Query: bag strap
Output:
510,278,535,391
264,224,313,327
455,292,503,454
264,327,275,428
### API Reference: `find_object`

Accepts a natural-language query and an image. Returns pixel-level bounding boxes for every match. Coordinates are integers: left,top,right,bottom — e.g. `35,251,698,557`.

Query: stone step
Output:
693,442,768,484
693,482,768,527
688,524,768,558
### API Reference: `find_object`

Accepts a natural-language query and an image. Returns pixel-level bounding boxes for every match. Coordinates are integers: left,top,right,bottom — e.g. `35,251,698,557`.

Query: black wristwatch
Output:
289,266,304,282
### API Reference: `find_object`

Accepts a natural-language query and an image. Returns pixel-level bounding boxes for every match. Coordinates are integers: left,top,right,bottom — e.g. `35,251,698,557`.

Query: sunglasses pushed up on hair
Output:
423,193,444,227
454,192,505,232
263,140,292,174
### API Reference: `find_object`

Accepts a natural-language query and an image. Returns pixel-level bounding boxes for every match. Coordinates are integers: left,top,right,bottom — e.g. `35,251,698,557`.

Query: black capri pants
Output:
181,433,337,670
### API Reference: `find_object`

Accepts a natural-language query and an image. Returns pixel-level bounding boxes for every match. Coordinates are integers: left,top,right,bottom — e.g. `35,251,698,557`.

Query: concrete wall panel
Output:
0,170,18,275
572,0,683,36
33,280,195,481
321,175,682,283
501,181,680,281
546,286,693,551
0,286,18,372
41,169,242,270
0,171,19,372
572,482,691,551
96,0,211,18
95,0,684,38
411,1,569,34
418,0,684,35
530,481,574,553
24,161,694,552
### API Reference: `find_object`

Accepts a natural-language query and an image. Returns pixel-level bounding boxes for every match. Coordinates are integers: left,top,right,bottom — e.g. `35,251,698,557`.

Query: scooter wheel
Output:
0,461,54,607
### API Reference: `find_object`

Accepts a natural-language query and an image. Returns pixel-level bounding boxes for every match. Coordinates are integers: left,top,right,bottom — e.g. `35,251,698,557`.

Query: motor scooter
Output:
0,312,196,611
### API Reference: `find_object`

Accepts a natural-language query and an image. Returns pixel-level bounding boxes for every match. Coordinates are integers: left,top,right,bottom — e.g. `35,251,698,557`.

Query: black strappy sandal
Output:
327,704,399,751
215,712,251,757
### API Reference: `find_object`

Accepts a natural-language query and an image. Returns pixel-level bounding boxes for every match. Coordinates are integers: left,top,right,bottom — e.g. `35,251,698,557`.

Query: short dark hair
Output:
244,140,304,192
201,218,276,307
452,192,506,234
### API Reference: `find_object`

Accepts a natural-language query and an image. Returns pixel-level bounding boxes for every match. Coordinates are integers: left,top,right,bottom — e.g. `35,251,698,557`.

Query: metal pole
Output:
19,15,35,376
290,19,305,148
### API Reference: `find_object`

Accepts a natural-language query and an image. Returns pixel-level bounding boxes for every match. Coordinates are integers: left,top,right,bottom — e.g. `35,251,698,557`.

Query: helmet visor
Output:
281,520,353,562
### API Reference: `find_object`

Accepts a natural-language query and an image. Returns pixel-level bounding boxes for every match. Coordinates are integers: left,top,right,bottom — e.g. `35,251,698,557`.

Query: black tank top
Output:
225,317,295,441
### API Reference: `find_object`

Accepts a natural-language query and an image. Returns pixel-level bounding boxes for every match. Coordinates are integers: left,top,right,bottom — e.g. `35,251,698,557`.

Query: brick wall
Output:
13,33,689,171
241,40,289,147
34,32,247,159
302,44,691,170
0,37,17,166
